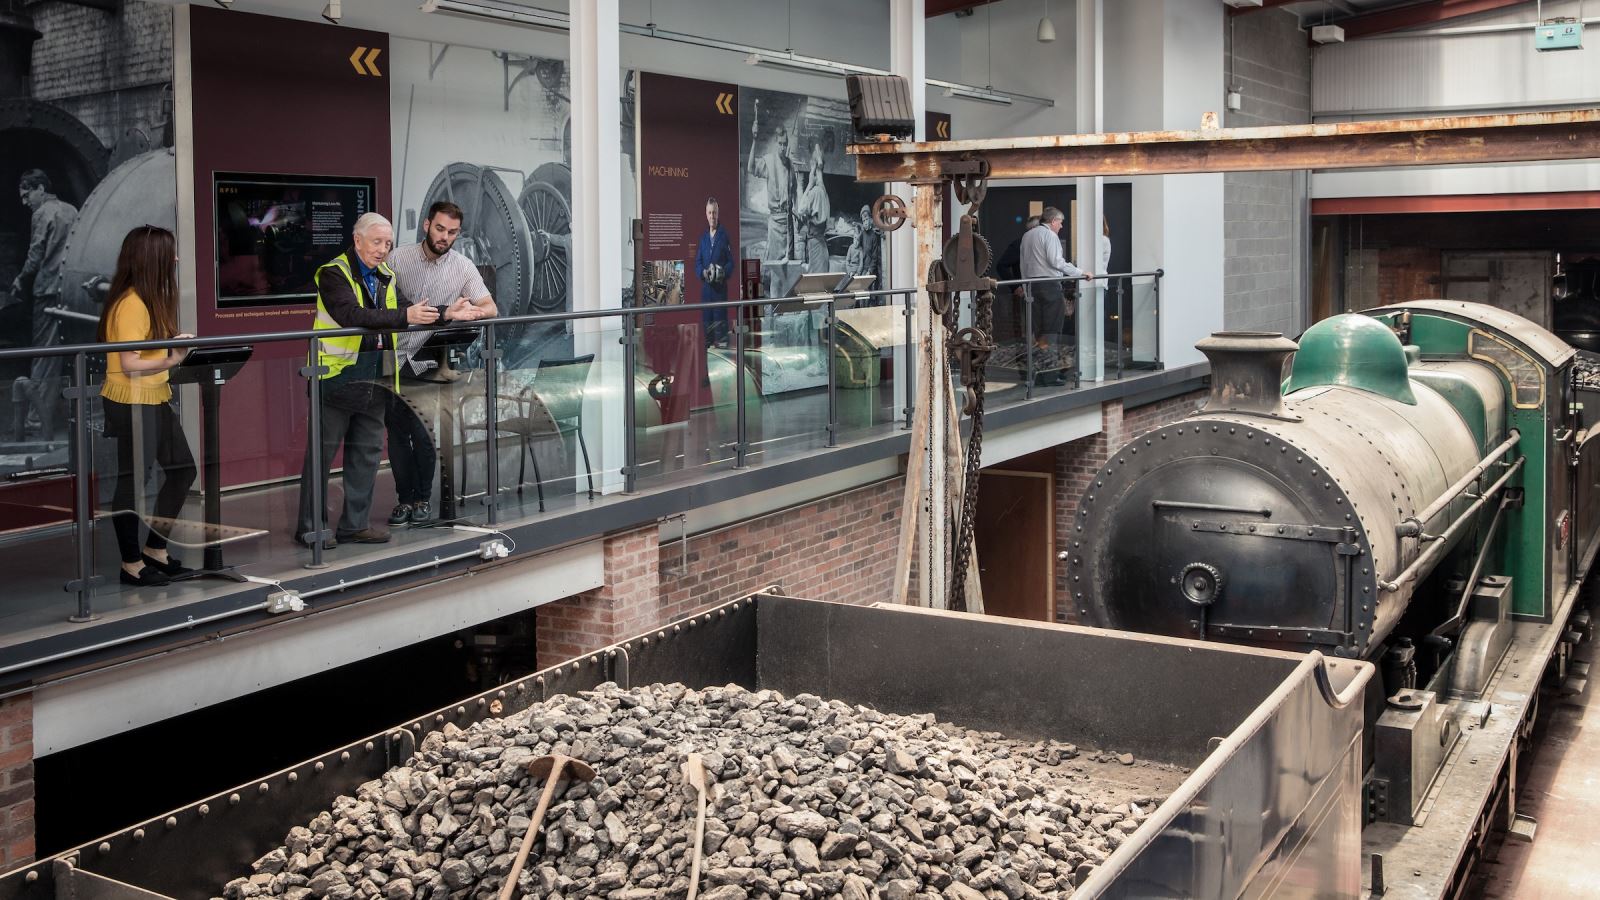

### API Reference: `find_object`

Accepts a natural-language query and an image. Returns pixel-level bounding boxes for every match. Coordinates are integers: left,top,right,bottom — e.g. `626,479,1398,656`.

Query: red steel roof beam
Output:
1322,0,1532,42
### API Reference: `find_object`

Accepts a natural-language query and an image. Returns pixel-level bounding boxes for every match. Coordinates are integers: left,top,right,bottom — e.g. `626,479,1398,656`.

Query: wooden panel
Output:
974,470,1053,622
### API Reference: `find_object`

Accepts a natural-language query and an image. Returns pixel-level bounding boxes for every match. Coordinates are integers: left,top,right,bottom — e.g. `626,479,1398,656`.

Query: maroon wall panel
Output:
190,6,390,485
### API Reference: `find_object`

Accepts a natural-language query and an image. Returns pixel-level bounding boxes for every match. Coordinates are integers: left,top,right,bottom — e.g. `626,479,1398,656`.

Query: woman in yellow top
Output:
97,226,197,587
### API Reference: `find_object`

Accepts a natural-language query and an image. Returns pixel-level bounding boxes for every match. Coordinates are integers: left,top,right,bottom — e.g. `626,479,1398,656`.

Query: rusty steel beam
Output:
849,108,1600,183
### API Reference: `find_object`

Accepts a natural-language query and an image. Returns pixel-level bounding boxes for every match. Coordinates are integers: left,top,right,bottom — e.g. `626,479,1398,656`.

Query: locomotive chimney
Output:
0,3,40,99
1196,331,1299,418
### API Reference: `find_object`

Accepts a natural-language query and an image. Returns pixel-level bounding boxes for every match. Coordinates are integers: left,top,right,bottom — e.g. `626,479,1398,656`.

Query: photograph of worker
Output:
737,87,884,395
389,41,638,372
388,40,637,511
0,1,176,470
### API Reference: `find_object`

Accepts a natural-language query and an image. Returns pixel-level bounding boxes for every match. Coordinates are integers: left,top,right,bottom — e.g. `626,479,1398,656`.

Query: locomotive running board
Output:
1360,541,1595,898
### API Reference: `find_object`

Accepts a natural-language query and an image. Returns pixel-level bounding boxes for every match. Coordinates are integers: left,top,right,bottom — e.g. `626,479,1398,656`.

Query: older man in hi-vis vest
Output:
295,212,475,549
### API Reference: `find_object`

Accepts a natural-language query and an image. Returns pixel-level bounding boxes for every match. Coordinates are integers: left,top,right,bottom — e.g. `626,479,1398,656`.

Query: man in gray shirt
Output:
385,200,496,526
1019,206,1092,386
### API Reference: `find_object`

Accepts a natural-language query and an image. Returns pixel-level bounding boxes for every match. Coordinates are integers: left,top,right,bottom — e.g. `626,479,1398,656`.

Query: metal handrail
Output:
13,267,1166,624
1380,456,1526,593
1396,430,1521,537
0,285,922,362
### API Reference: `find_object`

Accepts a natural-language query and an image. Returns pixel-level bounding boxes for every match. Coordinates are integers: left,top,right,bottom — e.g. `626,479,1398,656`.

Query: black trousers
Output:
1032,280,1069,346
297,379,387,539
104,399,197,565
385,389,436,505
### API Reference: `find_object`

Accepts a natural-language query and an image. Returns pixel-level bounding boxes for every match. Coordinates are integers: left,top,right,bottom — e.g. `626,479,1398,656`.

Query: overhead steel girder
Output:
848,108,1600,183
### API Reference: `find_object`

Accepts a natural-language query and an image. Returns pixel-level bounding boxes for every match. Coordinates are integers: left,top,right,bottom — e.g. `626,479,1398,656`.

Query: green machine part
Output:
1370,310,1549,619
1284,314,1418,404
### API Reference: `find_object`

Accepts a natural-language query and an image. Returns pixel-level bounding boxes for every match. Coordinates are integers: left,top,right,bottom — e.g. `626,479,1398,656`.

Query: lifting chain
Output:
938,161,995,615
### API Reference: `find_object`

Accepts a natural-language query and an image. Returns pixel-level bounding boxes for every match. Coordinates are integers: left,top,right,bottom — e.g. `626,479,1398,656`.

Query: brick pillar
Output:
0,694,33,872
536,526,660,668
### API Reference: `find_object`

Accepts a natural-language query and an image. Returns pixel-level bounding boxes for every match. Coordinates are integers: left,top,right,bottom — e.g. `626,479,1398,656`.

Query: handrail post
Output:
481,322,499,525
622,311,638,493
1154,268,1164,369
66,351,99,622
1115,278,1125,381
825,297,838,448
734,303,748,468
902,293,914,430
301,340,328,569
1024,282,1035,400
1072,278,1082,390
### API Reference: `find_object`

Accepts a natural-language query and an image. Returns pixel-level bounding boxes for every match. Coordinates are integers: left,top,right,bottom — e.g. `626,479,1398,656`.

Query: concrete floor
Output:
1475,643,1600,899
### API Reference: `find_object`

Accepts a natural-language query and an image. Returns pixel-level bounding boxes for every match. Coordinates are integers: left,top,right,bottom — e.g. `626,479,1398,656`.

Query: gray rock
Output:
885,748,918,775
841,873,875,900
775,810,830,840
819,832,856,861
787,837,821,874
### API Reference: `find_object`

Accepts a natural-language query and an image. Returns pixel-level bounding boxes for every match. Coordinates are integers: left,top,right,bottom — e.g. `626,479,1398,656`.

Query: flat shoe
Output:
120,566,171,587
142,553,196,578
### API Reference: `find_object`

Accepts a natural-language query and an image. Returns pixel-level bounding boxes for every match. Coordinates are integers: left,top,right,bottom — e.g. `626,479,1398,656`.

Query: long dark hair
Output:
98,225,178,342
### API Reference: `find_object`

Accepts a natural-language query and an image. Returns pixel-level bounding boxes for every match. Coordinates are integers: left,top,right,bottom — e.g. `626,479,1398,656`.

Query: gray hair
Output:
1024,215,1042,229
1040,207,1065,225
353,212,393,239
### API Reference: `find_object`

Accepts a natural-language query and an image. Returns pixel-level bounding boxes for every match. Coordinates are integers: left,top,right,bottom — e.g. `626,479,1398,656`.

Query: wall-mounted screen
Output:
214,172,375,307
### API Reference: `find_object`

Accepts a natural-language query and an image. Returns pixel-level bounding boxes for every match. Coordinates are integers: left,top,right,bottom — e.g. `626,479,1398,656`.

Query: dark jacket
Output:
315,249,416,356
694,226,733,302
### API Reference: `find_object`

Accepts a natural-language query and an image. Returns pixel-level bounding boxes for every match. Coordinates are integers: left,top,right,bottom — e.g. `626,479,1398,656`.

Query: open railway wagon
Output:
1070,301,1600,897
0,595,1370,899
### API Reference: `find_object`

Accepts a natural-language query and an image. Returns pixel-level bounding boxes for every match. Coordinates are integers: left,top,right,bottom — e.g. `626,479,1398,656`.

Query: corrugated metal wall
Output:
1313,7,1600,117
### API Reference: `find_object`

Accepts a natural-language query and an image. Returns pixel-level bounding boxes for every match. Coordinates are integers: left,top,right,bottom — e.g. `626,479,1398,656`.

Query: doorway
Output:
974,467,1055,621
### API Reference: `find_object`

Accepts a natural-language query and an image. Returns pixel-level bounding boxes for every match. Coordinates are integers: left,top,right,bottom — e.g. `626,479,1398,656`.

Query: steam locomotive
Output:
1070,299,1600,889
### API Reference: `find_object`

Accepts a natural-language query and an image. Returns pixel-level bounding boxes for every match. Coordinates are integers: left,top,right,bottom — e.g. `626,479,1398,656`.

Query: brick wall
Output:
658,477,902,618
1053,391,1206,622
0,694,32,872
535,528,660,667
534,479,903,669
1224,8,1311,336
28,1,174,153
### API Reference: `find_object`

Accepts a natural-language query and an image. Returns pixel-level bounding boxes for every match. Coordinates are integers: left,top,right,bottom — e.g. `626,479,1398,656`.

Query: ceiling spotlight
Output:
322,0,341,24
1037,0,1056,42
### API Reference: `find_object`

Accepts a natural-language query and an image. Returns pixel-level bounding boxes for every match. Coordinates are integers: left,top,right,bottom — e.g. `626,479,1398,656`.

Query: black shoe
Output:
336,527,391,544
120,566,171,587
142,553,195,579
296,533,337,551
388,503,414,527
409,501,432,525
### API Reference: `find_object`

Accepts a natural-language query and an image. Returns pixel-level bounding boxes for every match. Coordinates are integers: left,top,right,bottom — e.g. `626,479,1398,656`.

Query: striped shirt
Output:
388,242,490,373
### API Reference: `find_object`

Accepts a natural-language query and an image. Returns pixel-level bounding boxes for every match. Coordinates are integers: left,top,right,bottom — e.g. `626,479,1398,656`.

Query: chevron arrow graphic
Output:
364,47,382,77
349,46,367,75
714,92,734,115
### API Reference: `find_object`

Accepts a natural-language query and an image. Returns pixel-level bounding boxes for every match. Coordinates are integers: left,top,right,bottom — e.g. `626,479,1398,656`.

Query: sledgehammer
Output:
498,754,597,900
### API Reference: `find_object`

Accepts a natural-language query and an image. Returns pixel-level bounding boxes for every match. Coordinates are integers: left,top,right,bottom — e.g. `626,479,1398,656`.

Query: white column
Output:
570,0,624,490
890,0,926,427
1075,0,1104,382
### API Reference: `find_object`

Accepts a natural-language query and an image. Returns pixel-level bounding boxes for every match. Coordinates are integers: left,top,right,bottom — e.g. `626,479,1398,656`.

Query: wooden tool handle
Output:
498,759,567,900
685,767,708,900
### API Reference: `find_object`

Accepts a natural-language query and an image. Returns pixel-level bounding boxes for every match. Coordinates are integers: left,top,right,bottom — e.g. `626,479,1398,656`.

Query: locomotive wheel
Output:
520,162,573,313
418,162,535,318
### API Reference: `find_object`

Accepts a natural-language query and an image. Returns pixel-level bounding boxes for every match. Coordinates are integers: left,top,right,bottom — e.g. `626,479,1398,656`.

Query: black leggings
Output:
104,399,197,565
